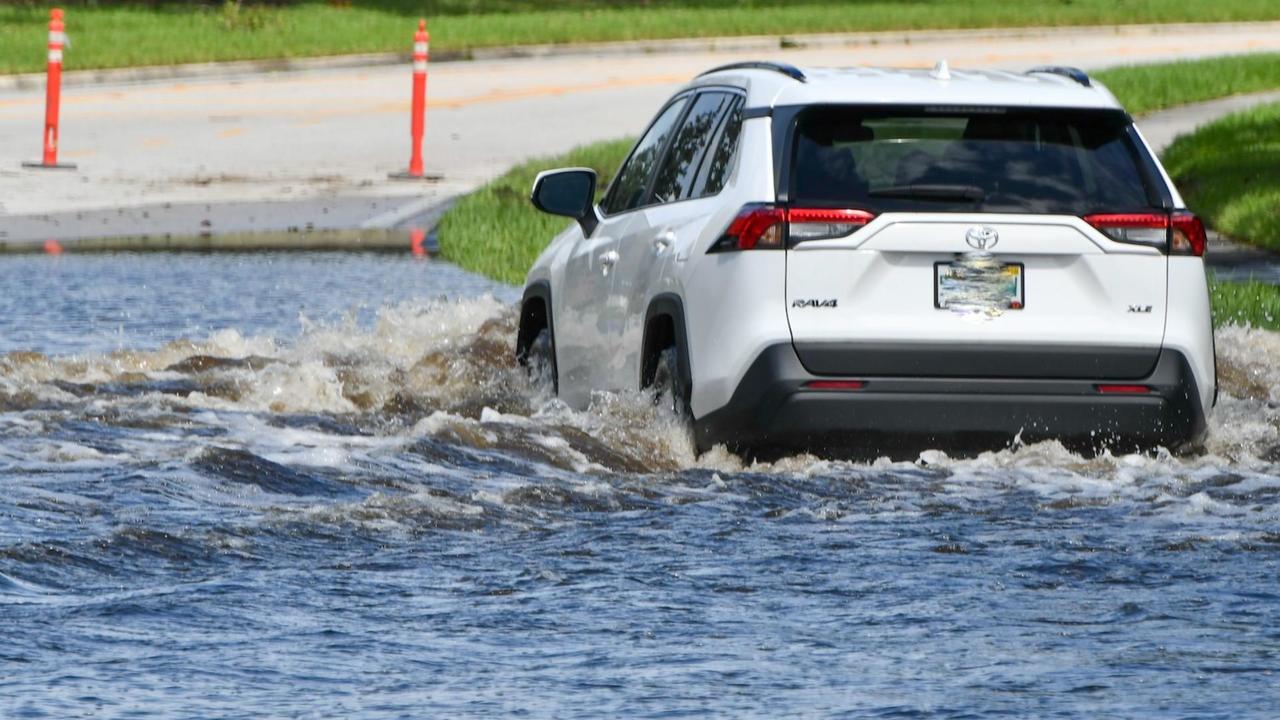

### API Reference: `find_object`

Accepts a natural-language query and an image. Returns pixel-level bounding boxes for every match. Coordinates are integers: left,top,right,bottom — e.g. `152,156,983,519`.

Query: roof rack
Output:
697,61,807,83
1026,66,1091,87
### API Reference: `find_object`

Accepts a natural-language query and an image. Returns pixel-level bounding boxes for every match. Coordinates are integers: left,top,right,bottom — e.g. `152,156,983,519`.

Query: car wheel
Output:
650,345,691,421
525,327,557,392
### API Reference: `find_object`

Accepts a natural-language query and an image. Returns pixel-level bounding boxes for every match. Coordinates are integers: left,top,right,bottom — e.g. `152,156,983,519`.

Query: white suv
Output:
517,61,1215,457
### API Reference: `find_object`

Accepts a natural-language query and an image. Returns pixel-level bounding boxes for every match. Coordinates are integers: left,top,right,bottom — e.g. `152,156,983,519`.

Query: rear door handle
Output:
599,249,619,275
653,231,675,252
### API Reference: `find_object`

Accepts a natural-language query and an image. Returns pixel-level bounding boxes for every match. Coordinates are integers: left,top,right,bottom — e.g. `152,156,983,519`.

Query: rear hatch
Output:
782,105,1170,379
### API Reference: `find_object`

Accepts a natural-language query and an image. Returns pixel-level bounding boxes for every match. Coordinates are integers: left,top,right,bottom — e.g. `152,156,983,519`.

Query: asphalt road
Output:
3,22,1280,245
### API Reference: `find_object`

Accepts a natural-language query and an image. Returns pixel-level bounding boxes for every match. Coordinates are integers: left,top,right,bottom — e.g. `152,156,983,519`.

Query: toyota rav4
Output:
516,61,1216,457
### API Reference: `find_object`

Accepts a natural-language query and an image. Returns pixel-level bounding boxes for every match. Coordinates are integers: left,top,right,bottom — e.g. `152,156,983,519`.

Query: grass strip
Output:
5,1,1280,74
436,138,633,286
1210,277,1280,331
1095,53,1280,115
1161,102,1280,254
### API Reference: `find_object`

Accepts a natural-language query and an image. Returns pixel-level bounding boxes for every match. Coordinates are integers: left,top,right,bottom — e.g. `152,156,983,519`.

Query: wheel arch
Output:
516,280,555,368
641,293,693,405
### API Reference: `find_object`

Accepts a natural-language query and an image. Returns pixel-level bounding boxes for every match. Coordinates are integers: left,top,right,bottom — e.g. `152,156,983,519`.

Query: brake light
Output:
1170,212,1207,256
716,204,786,251
710,205,876,252
1082,212,1206,257
788,208,877,243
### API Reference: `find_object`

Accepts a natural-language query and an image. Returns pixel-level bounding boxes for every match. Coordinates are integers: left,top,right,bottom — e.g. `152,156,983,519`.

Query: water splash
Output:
1,296,1278,480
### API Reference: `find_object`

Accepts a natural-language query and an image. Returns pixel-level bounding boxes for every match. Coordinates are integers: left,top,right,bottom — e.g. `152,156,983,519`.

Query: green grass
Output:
1161,102,1280,254
5,0,1280,74
1096,53,1280,115
1211,277,1280,330
436,138,633,285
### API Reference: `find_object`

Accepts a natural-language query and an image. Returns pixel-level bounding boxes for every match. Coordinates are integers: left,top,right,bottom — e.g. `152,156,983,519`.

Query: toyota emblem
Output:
965,226,999,251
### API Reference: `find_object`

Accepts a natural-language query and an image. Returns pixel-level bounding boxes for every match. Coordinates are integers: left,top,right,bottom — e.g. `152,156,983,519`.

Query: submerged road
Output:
2,21,1280,242
2,252,1279,718
2,26,1280,718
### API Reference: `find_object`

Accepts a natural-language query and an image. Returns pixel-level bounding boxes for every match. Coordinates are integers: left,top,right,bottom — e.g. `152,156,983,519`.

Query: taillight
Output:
714,204,786,251
1082,212,1206,257
709,205,875,252
788,208,877,243
1082,213,1167,246
1170,212,1207,256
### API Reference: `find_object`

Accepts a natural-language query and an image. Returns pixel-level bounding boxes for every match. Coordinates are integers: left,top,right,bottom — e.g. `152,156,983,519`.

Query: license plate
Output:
934,261,1025,310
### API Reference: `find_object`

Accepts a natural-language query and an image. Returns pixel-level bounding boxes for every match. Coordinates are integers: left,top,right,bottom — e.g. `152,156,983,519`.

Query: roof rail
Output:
697,61,807,83
1026,65,1091,87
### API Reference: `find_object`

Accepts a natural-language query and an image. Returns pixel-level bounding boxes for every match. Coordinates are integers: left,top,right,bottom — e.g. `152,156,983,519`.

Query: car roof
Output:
690,63,1124,112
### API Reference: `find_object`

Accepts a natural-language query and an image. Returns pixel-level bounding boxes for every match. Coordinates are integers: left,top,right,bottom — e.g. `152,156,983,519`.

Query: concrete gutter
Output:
3,20,1279,91
0,228,409,254
0,194,456,253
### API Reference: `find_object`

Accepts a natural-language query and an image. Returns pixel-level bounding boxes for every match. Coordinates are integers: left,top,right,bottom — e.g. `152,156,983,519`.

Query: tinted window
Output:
651,92,731,204
602,97,689,215
692,96,744,199
791,107,1154,214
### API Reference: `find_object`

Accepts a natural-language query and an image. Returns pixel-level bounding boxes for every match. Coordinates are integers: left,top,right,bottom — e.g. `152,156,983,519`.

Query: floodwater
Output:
1,253,1278,718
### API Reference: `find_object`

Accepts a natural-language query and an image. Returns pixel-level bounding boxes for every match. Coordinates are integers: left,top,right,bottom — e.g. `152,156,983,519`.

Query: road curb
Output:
3,20,1280,91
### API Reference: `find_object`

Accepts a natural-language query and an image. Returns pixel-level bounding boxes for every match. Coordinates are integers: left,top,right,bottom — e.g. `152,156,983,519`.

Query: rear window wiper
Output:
869,184,986,202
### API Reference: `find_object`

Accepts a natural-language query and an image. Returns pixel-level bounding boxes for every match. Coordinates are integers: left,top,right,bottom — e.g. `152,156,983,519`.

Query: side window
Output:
690,96,744,199
650,92,731,204
602,97,689,215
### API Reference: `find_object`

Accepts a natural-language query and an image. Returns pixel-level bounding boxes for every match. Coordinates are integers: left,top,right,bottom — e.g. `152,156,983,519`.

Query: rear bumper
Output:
694,343,1207,457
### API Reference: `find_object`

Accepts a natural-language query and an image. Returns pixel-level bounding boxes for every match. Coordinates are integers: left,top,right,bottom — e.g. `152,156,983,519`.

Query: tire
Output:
649,345,691,421
525,327,557,393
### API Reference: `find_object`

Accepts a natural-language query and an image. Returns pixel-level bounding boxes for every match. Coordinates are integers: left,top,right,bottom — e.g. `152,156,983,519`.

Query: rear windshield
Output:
790,106,1158,214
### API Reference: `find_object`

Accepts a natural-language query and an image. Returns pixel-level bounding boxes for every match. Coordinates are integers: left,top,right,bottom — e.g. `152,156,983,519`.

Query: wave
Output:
0,296,1277,477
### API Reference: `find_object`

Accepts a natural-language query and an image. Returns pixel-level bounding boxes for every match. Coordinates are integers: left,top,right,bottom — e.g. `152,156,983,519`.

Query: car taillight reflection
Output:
1095,384,1153,394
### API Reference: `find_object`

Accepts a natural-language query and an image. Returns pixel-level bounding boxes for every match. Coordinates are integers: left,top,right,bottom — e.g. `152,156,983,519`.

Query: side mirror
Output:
531,168,599,236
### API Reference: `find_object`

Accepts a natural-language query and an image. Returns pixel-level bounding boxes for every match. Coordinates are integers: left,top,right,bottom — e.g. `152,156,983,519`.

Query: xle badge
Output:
1128,305,1153,313
792,299,838,308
